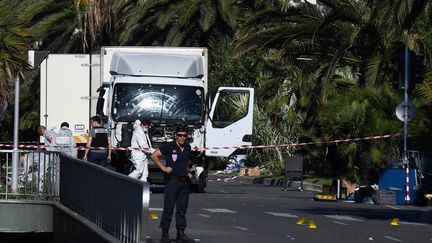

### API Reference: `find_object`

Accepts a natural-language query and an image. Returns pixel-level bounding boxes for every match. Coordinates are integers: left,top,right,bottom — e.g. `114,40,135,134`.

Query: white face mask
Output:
143,127,148,133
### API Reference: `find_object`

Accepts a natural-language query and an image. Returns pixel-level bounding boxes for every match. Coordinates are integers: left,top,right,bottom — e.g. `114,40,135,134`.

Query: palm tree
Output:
0,0,30,101
235,0,432,180
25,0,129,53
74,0,132,49
120,0,241,46
317,84,401,183
23,0,83,52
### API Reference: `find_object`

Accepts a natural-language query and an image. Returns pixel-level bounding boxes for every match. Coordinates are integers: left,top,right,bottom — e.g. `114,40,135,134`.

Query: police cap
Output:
175,125,187,134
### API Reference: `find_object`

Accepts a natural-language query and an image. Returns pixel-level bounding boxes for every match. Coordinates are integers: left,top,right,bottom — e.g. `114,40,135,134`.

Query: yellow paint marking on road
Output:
308,220,317,229
149,211,159,220
296,217,307,225
390,218,399,226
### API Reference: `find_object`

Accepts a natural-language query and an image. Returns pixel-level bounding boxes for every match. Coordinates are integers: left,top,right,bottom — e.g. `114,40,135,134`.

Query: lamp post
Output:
11,74,20,193
403,47,410,205
11,42,49,193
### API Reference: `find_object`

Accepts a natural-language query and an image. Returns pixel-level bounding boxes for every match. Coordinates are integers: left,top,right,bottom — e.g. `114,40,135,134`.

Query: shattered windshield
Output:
112,83,204,123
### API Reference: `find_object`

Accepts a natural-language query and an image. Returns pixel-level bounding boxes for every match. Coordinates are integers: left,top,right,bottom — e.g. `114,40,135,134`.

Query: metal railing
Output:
408,150,432,176
0,149,60,200
60,155,149,243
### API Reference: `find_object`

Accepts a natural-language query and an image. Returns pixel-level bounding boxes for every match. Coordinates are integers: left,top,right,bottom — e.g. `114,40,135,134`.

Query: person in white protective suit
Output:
21,152,51,193
38,125,57,152
55,122,77,158
129,120,152,181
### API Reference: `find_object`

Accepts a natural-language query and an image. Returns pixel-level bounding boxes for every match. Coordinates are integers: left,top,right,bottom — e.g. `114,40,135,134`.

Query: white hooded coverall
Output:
55,126,77,158
43,128,57,152
129,120,152,181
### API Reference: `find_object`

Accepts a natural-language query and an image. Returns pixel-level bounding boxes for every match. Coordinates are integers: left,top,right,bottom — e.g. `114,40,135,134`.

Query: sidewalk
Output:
208,173,322,192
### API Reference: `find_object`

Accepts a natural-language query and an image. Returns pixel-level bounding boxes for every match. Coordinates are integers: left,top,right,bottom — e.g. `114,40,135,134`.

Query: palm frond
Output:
364,55,381,86
199,5,216,32
417,80,432,104
164,26,184,46
218,0,237,28
178,0,200,27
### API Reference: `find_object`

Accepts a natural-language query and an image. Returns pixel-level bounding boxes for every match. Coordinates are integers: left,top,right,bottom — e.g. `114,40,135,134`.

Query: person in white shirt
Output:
129,120,152,181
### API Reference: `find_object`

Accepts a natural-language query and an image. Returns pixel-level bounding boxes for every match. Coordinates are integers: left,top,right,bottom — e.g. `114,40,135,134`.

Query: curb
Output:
422,209,432,223
208,174,322,192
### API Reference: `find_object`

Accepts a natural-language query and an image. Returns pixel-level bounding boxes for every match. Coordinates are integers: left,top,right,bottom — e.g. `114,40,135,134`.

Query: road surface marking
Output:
296,217,317,229
265,212,299,218
308,220,317,229
390,218,399,226
218,190,229,193
324,215,363,222
333,221,348,226
203,208,237,213
234,226,249,231
149,211,159,220
385,236,402,242
296,217,307,225
385,205,402,210
286,235,296,240
198,213,210,218
149,207,163,211
399,221,426,226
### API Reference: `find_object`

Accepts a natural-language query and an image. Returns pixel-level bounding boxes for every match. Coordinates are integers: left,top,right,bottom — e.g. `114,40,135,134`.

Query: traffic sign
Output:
395,102,416,121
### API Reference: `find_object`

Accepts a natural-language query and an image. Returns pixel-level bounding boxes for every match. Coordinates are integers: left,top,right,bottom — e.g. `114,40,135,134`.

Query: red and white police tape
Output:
0,133,400,151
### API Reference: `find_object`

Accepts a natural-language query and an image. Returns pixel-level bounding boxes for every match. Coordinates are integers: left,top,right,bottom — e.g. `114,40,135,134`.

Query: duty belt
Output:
168,174,189,182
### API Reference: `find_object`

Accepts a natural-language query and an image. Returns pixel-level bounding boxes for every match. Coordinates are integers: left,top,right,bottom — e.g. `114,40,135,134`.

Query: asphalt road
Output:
146,176,432,243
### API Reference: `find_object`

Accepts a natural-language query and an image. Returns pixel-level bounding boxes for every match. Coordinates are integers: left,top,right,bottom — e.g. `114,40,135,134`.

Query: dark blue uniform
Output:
159,141,191,230
89,126,109,167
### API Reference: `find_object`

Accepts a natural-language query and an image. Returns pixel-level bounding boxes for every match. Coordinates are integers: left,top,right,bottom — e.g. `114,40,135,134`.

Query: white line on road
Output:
384,205,402,210
203,208,237,213
198,213,210,218
265,212,299,218
149,207,163,211
399,221,427,226
218,190,229,193
385,236,402,242
333,221,348,226
324,215,363,222
234,226,249,231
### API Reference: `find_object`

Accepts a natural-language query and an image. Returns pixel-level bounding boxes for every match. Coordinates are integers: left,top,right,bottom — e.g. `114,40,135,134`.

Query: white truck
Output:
39,47,254,192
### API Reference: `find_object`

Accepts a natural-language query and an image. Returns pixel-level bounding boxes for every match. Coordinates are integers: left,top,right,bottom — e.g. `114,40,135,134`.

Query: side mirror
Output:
96,86,106,116
101,115,108,125
205,92,212,118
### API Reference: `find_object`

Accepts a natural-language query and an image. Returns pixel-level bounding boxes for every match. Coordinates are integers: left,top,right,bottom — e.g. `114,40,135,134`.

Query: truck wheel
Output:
196,177,206,193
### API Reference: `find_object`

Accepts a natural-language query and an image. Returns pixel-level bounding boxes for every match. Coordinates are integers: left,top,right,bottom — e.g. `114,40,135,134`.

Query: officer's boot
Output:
176,229,194,243
161,228,170,243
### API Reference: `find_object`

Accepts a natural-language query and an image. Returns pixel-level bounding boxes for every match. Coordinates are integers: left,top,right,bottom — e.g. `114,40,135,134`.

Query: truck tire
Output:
196,177,206,193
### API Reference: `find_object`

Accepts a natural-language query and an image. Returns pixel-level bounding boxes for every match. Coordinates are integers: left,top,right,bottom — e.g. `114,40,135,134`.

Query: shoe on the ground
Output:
161,228,170,243
176,229,194,243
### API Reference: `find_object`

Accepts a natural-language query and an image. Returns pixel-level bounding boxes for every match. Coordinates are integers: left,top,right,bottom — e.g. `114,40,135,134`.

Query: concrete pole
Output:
11,75,20,193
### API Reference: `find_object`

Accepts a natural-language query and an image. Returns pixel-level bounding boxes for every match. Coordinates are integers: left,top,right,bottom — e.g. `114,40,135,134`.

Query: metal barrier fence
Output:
60,155,149,243
408,150,432,176
0,149,60,199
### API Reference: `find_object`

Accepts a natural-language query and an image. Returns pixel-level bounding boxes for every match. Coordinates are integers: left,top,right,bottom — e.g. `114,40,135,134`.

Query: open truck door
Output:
205,87,254,157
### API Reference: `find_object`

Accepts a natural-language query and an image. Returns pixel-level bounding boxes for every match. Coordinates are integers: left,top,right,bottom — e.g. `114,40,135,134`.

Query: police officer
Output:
83,116,111,167
151,126,194,243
